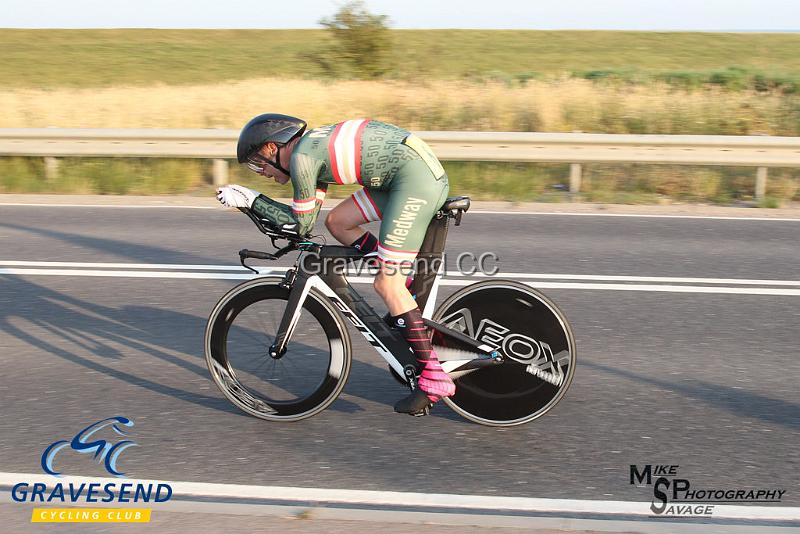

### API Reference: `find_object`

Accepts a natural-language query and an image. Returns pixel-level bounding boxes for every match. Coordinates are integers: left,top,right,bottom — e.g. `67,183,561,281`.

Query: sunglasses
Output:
246,152,277,175
248,152,274,165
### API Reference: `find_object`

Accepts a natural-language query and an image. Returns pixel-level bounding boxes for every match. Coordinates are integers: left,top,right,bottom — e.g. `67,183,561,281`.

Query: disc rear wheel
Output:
432,280,576,426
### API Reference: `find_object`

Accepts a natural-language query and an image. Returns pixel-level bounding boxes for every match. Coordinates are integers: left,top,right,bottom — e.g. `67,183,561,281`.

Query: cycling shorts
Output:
351,158,449,264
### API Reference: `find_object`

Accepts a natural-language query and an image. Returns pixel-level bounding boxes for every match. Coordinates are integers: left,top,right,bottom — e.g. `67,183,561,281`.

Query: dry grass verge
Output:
1,78,798,136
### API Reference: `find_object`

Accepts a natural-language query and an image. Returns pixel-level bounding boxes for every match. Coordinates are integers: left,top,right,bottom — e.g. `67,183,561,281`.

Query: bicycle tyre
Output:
205,277,352,422
432,279,576,427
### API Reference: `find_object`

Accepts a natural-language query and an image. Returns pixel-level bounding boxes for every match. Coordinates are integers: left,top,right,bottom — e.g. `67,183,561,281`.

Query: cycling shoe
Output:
394,388,434,416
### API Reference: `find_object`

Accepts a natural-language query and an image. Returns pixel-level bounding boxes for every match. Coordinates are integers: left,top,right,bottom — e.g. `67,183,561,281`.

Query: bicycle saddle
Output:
441,196,470,211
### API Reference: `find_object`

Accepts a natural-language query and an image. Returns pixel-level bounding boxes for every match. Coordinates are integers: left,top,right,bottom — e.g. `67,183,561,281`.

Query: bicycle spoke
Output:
256,307,274,339
232,327,269,349
251,354,273,375
246,306,273,348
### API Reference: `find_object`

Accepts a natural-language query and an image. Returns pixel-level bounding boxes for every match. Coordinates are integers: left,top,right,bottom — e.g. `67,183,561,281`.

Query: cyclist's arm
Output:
250,195,296,228
289,153,327,236
249,154,327,236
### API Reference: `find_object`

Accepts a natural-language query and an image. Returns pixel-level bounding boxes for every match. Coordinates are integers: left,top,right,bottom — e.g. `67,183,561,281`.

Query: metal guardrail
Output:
2,128,799,198
0,128,236,158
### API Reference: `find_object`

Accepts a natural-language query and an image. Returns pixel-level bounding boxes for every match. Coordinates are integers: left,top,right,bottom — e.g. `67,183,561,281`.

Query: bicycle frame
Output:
266,213,500,385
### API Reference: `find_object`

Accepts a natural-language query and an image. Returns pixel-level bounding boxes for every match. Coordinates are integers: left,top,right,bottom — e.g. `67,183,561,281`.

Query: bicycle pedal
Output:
409,403,433,417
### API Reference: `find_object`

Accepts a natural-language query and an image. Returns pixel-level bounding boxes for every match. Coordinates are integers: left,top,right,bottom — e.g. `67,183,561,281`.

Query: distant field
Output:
1,29,798,204
1,29,799,87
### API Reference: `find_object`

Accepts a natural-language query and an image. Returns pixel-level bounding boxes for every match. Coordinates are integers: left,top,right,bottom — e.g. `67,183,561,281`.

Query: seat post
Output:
409,214,450,313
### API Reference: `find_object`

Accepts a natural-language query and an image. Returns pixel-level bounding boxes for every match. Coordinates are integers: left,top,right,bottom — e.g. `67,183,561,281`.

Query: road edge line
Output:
1,472,798,522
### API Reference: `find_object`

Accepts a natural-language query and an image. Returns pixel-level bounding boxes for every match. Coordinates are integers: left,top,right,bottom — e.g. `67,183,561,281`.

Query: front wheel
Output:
205,277,352,421
432,280,576,426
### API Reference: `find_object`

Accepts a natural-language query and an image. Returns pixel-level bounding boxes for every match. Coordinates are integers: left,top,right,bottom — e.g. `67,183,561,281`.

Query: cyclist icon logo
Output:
41,416,137,477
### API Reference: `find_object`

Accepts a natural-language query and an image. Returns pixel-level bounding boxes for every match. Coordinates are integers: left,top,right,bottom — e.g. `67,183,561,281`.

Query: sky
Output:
1,0,798,30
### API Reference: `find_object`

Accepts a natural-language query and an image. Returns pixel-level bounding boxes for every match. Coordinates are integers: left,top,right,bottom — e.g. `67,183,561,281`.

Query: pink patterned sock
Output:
391,308,455,402
417,353,455,402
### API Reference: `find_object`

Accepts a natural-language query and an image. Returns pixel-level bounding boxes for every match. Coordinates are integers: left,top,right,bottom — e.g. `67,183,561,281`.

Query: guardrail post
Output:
569,163,582,194
44,157,59,182
755,167,768,201
212,159,229,187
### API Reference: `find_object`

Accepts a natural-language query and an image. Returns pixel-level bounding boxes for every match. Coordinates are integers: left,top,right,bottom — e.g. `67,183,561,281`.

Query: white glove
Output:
216,184,260,209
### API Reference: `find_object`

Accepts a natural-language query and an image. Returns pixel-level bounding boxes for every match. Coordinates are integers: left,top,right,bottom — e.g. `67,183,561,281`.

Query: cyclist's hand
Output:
216,184,259,209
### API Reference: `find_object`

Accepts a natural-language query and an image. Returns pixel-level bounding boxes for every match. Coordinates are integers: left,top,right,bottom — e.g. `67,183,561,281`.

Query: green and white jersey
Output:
251,119,446,237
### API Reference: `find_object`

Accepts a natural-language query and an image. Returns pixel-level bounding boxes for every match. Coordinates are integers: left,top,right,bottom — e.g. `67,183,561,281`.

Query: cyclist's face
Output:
250,143,289,184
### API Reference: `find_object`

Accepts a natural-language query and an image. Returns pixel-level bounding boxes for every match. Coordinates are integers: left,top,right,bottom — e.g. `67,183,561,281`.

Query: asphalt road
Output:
0,205,798,510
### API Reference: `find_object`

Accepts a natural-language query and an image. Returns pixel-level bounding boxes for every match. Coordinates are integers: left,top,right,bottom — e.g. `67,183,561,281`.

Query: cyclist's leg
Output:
373,160,446,313
370,160,452,410
326,189,419,295
325,188,389,253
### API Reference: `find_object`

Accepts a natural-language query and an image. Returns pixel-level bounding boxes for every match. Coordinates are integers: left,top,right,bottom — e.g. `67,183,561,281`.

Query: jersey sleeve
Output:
248,153,327,236
250,195,296,227
289,153,327,236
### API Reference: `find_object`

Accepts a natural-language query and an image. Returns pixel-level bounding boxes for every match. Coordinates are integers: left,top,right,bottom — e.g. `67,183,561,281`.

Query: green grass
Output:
1,29,799,88
3,158,798,207
0,157,204,194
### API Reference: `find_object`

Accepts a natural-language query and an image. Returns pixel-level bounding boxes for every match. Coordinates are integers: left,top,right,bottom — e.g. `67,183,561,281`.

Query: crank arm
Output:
423,319,497,355
437,346,503,374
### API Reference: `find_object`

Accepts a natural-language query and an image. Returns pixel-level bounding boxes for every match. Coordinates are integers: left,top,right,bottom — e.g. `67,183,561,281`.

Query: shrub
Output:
319,1,392,79
707,67,750,91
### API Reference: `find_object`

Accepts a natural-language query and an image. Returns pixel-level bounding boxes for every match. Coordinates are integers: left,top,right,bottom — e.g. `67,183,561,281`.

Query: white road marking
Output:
455,272,800,286
468,211,800,222
1,261,798,287
0,260,287,271
0,203,219,209
0,472,797,522
445,280,800,296
2,265,800,295
0,268,256,280
1,202,799,221
1,262,799,294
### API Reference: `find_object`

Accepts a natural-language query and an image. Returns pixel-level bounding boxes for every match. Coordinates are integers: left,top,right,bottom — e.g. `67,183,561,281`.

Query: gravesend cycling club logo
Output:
11,416,173,524
42,416,137,477
630,464,786,517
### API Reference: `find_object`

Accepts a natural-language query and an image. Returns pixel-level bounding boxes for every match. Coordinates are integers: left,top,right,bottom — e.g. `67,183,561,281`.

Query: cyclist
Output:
216,114,454,415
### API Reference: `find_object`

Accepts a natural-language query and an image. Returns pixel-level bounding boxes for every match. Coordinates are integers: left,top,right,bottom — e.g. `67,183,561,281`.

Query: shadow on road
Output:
0,276,245,415
583,360,800,430
0,220,457,420
0,220,220,265
0,276,403,417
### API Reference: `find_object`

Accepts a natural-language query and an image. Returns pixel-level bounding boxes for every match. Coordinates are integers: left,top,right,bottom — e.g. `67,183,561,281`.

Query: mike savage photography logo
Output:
630,464,786,517
11,416,173,524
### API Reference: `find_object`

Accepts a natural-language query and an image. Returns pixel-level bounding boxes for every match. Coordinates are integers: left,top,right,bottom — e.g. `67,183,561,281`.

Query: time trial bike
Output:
204,196,576,426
